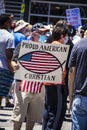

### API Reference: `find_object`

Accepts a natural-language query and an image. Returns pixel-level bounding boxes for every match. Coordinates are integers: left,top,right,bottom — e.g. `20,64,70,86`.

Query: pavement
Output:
0,98,72,130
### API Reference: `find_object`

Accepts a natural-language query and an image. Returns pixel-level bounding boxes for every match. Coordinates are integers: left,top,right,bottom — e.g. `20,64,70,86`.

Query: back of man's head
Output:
0,14,10,25
0,14,11,29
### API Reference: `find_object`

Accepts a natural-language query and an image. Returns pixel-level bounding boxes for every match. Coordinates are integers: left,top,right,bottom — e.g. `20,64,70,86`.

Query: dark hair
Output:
52,24,68,41
0,14,11,25
55,20,67,26
56,20,76,37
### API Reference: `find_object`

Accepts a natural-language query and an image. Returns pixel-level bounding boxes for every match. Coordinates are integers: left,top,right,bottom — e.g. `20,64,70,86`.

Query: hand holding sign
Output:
14,41,70,84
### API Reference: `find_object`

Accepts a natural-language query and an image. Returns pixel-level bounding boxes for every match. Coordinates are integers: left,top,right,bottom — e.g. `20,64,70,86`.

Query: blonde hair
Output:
84,30,87,37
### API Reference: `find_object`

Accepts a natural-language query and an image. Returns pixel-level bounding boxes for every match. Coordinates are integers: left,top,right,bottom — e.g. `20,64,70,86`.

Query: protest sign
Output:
66,8,82,29
14,41,70,84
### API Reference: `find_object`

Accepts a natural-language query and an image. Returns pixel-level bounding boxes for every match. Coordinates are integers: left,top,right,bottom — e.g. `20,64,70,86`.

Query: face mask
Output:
39,35,47,43
64,36,69,44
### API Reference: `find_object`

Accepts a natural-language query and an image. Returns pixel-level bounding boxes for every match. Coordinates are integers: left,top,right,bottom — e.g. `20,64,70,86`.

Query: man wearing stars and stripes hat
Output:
11,22,49,130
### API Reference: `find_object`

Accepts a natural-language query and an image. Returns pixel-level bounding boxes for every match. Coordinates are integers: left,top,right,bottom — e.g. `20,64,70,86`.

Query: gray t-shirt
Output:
0,29,15,70
68,37,87,96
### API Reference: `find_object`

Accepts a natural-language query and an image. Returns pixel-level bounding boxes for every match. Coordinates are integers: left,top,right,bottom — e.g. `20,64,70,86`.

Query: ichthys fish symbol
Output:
18,51,66,74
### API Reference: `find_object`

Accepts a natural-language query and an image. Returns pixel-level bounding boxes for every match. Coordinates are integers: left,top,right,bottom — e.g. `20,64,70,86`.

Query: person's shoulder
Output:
13,32,25,37
0,29,9,35
13,32,26,41
2,29,14,39
74,37,86,46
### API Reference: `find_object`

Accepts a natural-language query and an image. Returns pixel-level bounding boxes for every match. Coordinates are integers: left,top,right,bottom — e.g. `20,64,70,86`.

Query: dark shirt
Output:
65,39,74,85
68,37,87,96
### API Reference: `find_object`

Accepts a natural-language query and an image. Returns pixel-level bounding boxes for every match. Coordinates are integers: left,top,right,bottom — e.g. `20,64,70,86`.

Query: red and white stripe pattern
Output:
19,80,43,93
20,51,59,74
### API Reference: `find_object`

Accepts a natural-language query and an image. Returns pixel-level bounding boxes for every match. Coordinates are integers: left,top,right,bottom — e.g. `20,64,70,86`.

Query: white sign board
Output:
0,0,5,14
66,8,82,29
14,41,70,84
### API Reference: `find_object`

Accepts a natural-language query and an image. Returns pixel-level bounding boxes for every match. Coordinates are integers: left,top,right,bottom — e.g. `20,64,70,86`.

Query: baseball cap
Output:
31,23,50,32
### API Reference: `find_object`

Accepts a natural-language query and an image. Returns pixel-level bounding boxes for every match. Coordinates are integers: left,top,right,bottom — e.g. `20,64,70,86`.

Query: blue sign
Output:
66,8,82,29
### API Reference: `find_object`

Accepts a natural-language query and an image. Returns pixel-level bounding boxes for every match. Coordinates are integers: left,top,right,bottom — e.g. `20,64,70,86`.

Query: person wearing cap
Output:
11,22,50,130
13,20,31,47
31,23,50,42
0,14,15,108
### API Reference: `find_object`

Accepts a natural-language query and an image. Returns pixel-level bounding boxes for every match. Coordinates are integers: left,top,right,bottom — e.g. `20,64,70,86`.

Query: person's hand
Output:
11,61,20,73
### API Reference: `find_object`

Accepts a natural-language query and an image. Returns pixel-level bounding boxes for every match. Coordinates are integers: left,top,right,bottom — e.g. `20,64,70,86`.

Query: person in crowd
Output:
42,21,69,130
63,22,75,96
81,25,87,38
72,25,87,44
72,26,82,44
0,14,15,108
68,32,87,130
13,19,32,47
9,13,16,33
7,19,32,107
0,13,16,108
31,22,50,42
11,22,50,130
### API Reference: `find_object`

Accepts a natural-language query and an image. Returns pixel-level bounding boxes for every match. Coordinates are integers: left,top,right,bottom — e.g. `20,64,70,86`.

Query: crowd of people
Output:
0,13,87,130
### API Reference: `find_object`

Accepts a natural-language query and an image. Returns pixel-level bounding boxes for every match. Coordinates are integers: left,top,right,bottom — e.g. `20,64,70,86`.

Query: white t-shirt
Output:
0,29,15,70
72,35,81,45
